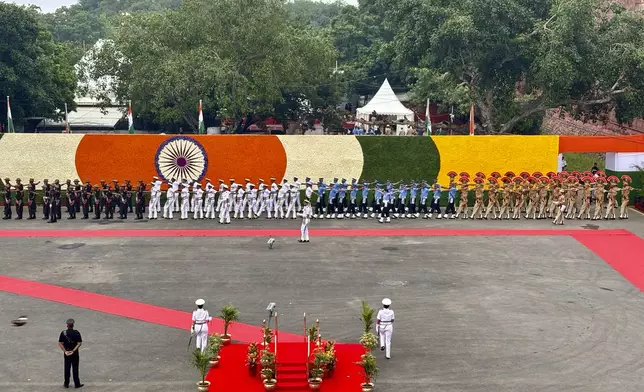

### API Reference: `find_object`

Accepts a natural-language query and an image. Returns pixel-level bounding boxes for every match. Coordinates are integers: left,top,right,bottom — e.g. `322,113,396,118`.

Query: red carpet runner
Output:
207,342,366,391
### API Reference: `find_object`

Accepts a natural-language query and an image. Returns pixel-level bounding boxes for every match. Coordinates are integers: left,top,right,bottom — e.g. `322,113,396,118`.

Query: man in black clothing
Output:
58,318,83,389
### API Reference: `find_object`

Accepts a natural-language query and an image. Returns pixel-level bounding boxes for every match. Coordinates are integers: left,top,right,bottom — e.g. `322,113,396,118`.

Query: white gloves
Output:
190,326,195,335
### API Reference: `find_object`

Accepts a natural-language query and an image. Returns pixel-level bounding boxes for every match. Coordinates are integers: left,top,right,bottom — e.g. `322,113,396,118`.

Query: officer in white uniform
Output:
205,180,217,219
148,176,163,219
293,177,302,212
298,199,312,242
234,186,245,219
172,178,180,212
163,181,175,219
286,183,299,219
180,182,190,220
377,298,394,359
247,184,257,219
268,178,278,218
219,185,231,224
191,299,212,353
193,183,204,219
215,180,225,212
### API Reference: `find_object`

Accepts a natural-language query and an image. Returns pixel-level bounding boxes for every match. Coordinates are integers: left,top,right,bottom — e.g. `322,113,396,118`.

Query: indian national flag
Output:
198,99,205,134
128,100,134,134
64,103,71,134
425,98,432,136
469,104,475,136
6,96,15,133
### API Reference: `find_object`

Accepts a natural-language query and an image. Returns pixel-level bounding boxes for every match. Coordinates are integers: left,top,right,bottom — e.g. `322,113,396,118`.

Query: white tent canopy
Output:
356,78,414,119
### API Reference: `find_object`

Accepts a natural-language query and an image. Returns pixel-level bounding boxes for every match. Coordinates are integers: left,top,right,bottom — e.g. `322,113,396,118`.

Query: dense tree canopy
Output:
0,3,77,125
383,0,644,133
80,0,336,132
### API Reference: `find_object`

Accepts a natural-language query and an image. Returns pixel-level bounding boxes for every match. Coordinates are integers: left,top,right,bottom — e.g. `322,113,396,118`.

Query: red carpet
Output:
0,275,301,343
207,342,365,392
572,231,644,291
0,228,633,237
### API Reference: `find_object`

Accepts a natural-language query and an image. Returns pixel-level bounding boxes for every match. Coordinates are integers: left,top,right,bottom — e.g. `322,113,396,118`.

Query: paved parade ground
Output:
2,211,644,392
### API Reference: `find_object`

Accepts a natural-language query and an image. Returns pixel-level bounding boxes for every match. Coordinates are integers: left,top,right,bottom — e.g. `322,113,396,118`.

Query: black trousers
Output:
105,201,113,219
327,199,336,214
408,201,416,214
445,200,456,214
419,199,428,213
382,202,391,217
349,201,357,214
360,199,369,213
68,200,76,218
49,202,58,223
135,200,144,218
28,199,37,218
56,201,62,219
43,199,50,219
373,201,382,213
15,201,23,219
120,201,128,218
94,202,101,219
3,200,11,219
128,194,133,212
430,199,442,214
63,353,81,387
82,201,89,218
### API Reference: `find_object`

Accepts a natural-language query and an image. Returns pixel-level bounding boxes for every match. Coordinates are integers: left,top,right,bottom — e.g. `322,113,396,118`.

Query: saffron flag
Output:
469,104,475,136
198,99,205,134
6,96,15,133
128,100,134,134
425,98,432,136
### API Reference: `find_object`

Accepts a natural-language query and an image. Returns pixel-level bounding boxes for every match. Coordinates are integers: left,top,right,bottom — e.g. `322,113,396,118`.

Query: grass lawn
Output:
563,152,605,172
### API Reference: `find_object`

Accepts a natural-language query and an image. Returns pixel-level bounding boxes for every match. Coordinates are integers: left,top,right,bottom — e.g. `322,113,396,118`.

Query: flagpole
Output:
128,100,134,134
6,96,12,133
469,104,475,136
64,103,70,134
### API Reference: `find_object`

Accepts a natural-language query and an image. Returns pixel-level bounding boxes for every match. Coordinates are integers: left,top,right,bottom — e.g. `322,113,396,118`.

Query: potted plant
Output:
220,305,239,345
192,349,213,392
206,334,223,368
262,367,277,391
359,331,378,354
260,350,276,380
324,341,337,377
308,350,331,390
262,325,273,348
355,353,379,392
246,342,260,377
359,301,375,334
260,351,277,391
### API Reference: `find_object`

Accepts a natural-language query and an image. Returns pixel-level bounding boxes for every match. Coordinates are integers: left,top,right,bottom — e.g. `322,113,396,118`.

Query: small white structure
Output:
606,152,644,172
356,79,414,135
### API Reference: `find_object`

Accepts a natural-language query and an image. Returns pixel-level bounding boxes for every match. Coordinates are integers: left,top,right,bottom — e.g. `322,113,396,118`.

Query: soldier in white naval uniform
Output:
247,183,257,218
377,298,394,359
219,185,231,224
268,178,278,219
172,178,181,212
298,199,313,242
180,181,190,220
215,180,225,212
148,176,163,219
293,177,302,212
286,183,299,219
205,180,217,219
193,183,204,219
191,299,212,353
163,182,176,219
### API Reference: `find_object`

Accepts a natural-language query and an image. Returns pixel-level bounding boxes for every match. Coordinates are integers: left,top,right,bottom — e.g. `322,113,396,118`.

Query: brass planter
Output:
196,381,211,392
361,382,375,392
263,379,277,391
208,355,221,368
308,378,322,390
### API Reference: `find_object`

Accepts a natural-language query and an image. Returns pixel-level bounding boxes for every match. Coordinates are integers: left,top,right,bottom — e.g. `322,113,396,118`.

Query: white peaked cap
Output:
195,299,205,306
382,298,392,306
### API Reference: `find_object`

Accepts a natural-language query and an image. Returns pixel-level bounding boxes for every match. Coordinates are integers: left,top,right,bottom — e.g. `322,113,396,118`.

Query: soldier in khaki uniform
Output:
497,177,512,220
604,176,619,220
483,177,499,220
470,177,485,219
537,177,550,219
454,176,470,219
592,178,606,220
576,177,593,220
525,177,539,220
618,175,635,219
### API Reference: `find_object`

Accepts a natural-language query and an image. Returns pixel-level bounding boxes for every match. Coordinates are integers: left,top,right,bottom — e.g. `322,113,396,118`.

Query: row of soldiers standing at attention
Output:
0,171,638,224
1,178,147,223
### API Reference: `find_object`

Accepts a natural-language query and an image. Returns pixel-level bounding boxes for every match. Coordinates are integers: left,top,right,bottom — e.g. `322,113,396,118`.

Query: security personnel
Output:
293,176,302,212
408,182,418,218
149,176,163,220
104,184,114,219
13,178,24,220
419,182,430,218
327,180,338,219
359,181,370,218
219,185,231,224
67,180,77,219
314,178,326,219
135,181,145,220
377,298,394,359
125,179,133,213
80,182,90,220
193,183,204,219
379,187,393,223
446,182,457,218
337,179,347,219
163,181,176,220
371,183,383,218
42,180,51,220
119,185,128,219
349,179,358,218
85,181,93,213
304,178,313,203
92,185,102,220
74,180,82,214
58,318,83,389
191,299,212,353
48,180,62,223
3,178,12,219
27,179,39,219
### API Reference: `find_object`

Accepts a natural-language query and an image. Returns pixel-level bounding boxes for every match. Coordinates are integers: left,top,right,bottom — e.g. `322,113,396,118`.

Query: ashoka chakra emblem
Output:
155,136,208,182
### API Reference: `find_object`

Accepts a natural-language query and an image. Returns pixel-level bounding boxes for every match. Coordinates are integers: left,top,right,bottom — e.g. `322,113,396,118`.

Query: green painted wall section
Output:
357,136,440,182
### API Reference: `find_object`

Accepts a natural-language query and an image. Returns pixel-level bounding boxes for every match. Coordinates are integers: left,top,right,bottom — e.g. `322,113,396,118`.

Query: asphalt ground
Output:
1,207,643,392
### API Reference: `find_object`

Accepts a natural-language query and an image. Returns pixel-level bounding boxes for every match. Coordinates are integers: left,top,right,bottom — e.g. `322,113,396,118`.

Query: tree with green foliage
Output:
382,0,644,134
80,0,337,132
0,3,77,126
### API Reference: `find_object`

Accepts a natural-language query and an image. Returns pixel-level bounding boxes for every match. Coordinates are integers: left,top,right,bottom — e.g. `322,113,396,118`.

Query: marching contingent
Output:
0,170,638,225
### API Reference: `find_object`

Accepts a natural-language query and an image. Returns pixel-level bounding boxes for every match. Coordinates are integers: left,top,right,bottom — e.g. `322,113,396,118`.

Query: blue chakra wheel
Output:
154,136,208,182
